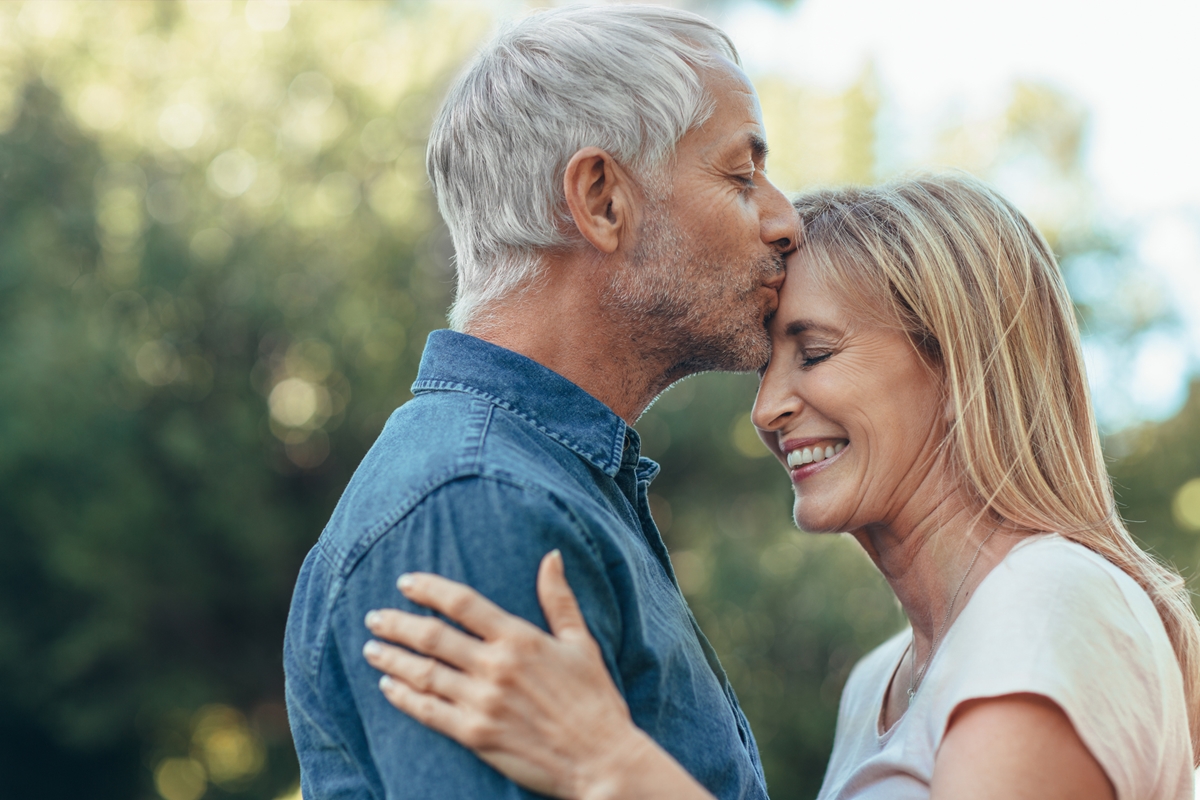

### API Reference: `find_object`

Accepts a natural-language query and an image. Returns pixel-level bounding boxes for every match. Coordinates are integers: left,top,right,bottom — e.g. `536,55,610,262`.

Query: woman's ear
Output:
942,390,957,425
562,147,637,255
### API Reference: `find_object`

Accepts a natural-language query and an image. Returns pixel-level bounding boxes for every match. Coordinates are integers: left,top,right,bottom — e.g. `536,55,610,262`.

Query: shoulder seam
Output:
1009,537,1149,627
327,394,493,566
412,379,621,470
293,634,385,800
341,470,606,579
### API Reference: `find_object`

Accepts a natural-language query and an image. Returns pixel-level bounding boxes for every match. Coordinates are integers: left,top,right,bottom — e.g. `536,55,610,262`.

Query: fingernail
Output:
550,548,562,559
397,573,415,591
379,675,394,690
363,640,382,658
364,610,380,628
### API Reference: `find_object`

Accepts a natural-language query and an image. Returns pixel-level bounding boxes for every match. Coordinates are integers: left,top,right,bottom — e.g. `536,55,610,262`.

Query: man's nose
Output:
760,177,798,254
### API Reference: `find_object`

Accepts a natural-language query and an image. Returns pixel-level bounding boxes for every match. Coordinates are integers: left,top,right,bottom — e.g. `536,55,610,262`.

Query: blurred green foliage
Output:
0,2,483,796
0,2,1196,799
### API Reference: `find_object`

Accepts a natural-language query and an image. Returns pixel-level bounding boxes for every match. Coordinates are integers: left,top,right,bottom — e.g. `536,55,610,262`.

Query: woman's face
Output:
752,250,948,535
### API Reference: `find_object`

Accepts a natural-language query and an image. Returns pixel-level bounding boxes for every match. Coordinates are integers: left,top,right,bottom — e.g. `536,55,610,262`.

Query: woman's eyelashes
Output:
800,350,833,369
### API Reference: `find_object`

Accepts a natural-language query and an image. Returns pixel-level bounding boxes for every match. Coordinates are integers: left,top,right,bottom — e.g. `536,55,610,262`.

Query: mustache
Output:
757,252,786,279
744,252,786,289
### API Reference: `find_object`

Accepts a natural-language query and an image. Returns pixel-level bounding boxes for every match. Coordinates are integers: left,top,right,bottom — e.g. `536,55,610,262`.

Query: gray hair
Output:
426,4,739,331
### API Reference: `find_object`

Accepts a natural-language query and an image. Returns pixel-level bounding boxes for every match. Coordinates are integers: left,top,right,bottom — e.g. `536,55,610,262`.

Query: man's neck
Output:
463,270,676,426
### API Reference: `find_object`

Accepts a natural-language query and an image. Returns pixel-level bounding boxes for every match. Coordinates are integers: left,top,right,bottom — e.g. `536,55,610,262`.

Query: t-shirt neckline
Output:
872,532,1058,741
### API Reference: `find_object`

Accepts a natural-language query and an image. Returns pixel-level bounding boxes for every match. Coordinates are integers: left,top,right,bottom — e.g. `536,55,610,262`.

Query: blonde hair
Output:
793,173,1200,762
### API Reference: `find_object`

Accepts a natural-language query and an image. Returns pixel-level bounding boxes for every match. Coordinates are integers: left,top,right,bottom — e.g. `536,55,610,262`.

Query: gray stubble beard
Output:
605,199,781,378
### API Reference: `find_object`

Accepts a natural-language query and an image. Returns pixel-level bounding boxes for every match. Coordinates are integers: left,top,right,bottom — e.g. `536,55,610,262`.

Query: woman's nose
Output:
752,364,799,449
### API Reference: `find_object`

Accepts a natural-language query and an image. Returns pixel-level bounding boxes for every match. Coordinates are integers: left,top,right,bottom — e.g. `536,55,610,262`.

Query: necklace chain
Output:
906,524,999,702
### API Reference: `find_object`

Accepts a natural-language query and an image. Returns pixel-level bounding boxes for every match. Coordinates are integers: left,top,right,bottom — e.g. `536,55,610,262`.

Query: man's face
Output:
605,58,798,375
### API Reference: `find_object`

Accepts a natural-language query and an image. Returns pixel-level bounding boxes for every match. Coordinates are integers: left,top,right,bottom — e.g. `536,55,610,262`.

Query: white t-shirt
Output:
816,534,1193,800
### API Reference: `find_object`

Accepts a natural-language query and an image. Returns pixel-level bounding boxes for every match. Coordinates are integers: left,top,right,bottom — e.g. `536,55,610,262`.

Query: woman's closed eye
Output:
801,350,833,369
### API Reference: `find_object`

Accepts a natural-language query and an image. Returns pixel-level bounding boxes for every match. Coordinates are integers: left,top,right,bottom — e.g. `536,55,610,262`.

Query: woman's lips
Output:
782,438,848,481
785,440,846,468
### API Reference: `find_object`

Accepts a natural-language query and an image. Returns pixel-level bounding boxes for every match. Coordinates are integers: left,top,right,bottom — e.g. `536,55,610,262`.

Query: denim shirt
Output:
284,330,768,800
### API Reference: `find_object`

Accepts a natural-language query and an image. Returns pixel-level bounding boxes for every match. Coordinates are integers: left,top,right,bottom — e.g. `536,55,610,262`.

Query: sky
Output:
723,0,1199,214
715,0,1200,428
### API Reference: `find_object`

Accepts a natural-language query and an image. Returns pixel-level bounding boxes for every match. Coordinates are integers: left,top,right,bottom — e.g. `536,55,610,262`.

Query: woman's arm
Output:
931,693,1115,800
363,550,716,800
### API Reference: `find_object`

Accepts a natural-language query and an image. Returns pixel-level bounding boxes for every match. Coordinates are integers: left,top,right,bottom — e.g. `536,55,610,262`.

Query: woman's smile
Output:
753,251,947,535
782,438,848,480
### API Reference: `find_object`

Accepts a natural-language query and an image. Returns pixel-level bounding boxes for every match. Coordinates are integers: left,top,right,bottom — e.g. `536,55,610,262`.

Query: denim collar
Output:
411,330,630,478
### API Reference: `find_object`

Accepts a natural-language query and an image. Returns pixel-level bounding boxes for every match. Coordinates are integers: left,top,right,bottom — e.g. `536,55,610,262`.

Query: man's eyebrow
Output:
784,319,840,337
749,133,768,163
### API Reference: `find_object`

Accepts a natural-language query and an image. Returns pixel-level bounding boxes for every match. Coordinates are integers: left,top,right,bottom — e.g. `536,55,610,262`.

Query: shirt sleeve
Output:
326,475,623,800
931,540,1187,800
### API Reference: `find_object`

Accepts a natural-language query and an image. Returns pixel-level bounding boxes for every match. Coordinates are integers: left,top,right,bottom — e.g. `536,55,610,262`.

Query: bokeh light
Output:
192,705,267,788
153,758,207,800
1173,478,1200,531
732,412,772,459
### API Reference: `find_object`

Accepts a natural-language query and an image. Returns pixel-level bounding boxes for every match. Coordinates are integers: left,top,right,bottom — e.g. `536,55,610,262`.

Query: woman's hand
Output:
363,550,712,800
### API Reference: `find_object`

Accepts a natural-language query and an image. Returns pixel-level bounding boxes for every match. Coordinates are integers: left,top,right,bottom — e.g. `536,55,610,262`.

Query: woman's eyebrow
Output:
783,319,840,338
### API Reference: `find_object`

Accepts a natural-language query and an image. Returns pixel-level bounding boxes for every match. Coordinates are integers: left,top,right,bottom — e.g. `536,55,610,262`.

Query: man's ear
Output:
563,147,638,255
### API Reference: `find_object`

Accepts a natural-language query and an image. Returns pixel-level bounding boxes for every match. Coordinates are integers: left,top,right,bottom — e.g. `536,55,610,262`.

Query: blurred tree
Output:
928,80,1187,428
1108,380,1200,585
753,63,880,192
0,1,484,796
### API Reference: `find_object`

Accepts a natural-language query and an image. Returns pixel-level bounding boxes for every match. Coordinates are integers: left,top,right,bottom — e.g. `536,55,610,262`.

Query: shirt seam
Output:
929,538,1162,800
412,379,624,476
287,666,380,800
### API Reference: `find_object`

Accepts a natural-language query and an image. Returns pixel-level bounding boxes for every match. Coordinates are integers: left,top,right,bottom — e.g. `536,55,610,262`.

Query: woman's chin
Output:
792,503,847,535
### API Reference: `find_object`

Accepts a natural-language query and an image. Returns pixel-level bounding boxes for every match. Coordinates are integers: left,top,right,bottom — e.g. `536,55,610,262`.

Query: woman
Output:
361,174,1199,798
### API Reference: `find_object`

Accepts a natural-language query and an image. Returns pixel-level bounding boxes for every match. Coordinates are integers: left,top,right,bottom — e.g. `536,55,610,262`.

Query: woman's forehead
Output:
778,252,907,338
780,251,851,310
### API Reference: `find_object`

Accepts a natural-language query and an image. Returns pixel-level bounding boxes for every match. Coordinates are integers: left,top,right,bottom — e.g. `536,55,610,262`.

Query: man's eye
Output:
733,163,757,190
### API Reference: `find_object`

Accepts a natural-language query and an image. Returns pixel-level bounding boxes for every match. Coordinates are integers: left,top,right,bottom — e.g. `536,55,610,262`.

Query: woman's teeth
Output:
787,442,845,468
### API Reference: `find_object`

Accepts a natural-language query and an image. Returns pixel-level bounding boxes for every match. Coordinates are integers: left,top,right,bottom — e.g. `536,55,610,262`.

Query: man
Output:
284,5,797,798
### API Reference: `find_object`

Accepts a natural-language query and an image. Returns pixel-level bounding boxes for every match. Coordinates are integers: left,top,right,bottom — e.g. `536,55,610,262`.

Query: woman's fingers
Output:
396,572,525,641
536,550,589,642
365,608,483,671
361,562,670,800
363,639,470,699
377,673,465,741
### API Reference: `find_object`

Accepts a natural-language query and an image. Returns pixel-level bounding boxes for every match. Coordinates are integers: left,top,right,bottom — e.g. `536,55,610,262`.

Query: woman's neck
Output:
853,479,1042,730
851,495,1024,657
